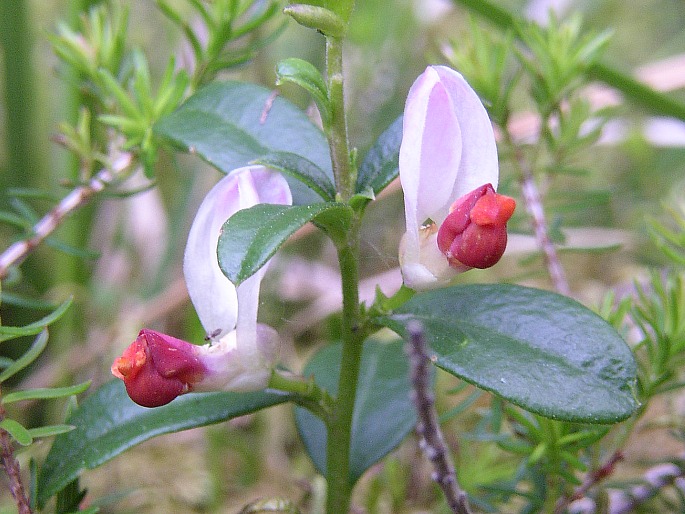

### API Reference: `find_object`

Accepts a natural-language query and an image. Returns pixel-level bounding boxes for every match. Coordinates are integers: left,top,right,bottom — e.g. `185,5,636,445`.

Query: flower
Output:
112,166,291,407
399,65,515,290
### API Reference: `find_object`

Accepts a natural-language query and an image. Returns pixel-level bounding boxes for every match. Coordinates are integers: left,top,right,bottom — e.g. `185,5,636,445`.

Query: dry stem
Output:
0,151,132,280
516,148,571,295
553,451,623,514
407,321,472,514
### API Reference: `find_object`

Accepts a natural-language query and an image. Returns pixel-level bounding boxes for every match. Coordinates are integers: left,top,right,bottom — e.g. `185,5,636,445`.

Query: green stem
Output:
321,27,362,514
268,369,333,421
325,36,355,201
326,225,363,514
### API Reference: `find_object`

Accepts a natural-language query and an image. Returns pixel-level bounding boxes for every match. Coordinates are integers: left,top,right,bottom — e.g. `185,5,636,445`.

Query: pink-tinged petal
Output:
183,166,291,339
433,66,499,199
196,324,279,392
398,66,501,290
400,66,463,229
111,329,206,408
399,225,463,290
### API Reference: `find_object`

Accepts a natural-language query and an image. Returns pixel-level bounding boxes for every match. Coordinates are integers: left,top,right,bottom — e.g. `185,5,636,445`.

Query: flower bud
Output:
283,4,346,38
437,183,516,269
111,329,206,408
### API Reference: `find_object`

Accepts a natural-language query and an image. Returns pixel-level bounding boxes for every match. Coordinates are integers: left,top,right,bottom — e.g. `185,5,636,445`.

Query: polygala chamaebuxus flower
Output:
112,166,292,407
399,65,516,290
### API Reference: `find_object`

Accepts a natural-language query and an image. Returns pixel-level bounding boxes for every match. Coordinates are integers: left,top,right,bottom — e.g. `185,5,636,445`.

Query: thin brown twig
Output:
515,147,571,296
553,451,623,514
0,151,132,281
0,391,32,514
406,321,472,514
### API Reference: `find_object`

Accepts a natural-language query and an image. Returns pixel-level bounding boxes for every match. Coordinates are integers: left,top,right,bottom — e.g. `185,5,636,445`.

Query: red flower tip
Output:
437,184,516,269
111,329,207,408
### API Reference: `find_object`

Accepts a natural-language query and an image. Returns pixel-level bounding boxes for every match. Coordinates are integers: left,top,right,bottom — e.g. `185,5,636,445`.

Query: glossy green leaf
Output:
36,380,291,507
0,330,48,382
0,418,32,446
275,58,330,127
378,284,638,423
356,116,402,195
217,203,353,285
295,340,416,484
0,298,72,343
252,151,335,201
154,81,332,204
2,381,91,404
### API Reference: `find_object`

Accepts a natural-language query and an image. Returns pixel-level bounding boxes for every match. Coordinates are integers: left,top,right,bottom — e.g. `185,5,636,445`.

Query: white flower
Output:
113,166,292,406
399,66,513,290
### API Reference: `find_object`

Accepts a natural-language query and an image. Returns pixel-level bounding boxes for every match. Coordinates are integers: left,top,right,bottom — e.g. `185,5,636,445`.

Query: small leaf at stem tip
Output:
283,4,346,38
275,58,331,128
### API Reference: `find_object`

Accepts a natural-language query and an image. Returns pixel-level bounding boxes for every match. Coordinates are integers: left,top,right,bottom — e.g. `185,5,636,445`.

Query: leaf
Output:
0,330,49,382
0,418,32,446
154,81,332,205
275,58,331,127
0,298,72,343
295,340,416,484
356,116,402,195
2,381,91,404
36,380,291,507
27,424,76,439
252,151,336,201
217,203,353,285
377,284,638,423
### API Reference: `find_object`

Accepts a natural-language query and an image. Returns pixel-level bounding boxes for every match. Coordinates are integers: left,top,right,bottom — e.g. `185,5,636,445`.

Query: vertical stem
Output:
326,226,363,514
322,28,362,514
325,36,355,201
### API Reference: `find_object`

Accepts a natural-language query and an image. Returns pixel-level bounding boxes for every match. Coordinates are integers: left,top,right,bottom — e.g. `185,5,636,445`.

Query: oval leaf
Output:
217,203,352,285
275,58,331,126
377,284,638,423
36,380,291,507
252,151,336,201
356,116,402,195
295,340,416,484
154,81,332,205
